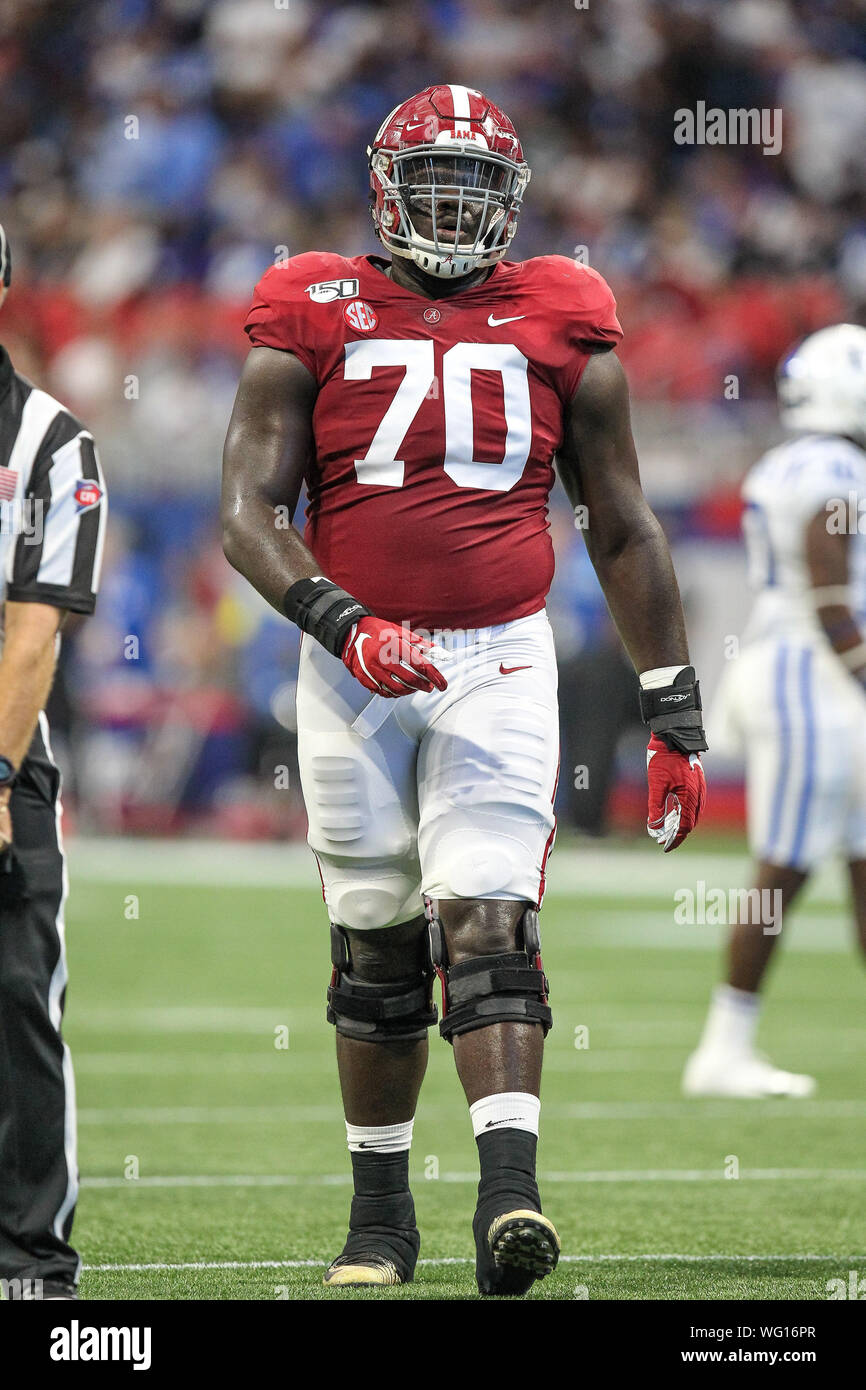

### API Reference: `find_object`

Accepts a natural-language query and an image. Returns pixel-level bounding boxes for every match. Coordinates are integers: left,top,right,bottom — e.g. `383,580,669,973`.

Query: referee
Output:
0,226,107,1300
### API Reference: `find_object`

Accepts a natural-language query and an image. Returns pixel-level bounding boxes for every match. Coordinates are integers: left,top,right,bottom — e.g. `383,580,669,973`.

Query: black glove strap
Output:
639,666,708,756
283,578,371,658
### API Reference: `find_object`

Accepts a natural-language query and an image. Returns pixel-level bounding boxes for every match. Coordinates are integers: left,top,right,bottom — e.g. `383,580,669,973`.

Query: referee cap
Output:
0,224,10,288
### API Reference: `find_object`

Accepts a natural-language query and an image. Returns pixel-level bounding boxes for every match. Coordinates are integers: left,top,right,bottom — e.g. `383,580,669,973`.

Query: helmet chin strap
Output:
406,201,510,278
411,246,478,278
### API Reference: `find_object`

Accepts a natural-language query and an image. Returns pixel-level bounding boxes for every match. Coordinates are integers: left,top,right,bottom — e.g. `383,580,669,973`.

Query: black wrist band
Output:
638,665,708,756
282,577,371,658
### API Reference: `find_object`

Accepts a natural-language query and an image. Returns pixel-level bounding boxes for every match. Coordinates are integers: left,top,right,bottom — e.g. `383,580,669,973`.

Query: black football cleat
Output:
474,1206,561,1296
18,1280,79,1300
323,1254,405,1288
323,1225,420,1289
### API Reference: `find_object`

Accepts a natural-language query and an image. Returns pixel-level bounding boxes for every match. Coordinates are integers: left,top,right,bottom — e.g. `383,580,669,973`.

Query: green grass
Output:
62,841,866,1300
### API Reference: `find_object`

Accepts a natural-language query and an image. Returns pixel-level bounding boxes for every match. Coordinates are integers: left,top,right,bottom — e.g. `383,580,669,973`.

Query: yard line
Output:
81,1253,866,1273
554,1099,866,1120
76,1099,866,1125
74,1054,299,1076
66,836,848,906
71,1005,300,1033
78,1105,340,1125
80,1167,866,1190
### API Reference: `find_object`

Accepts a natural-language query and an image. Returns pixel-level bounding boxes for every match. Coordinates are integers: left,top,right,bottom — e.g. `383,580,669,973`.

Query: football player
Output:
222,85,706,1295
685,324,866,1099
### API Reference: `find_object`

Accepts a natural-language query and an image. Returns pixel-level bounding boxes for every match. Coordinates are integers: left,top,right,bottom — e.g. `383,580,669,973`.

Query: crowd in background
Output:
0,0,864,834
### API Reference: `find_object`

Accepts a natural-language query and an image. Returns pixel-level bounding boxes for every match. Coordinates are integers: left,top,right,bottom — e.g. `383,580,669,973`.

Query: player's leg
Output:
433,896,558,1295
0,749,79,1300
843,715,866,960
847,859,866,959
418,613,561,1296
683,860,815,1097
727,860,807,994
296,637,433,1287
334,919,429,1127
685,644,834,1097
325,914,435,1286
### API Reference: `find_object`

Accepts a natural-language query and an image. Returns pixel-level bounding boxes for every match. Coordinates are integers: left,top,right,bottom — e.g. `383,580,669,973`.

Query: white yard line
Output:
80,1168,866,1189
81,1253,866,1273
65,837,849,906
76,1099,866,1125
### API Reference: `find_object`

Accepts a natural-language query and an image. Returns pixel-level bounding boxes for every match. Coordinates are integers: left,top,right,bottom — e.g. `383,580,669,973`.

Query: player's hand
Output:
341,617,448,699
646,734,706,852
0,793,12,856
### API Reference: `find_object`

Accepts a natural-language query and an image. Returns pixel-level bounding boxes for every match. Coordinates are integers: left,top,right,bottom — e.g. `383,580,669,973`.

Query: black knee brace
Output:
326,923,438,1043
428,908,552,1043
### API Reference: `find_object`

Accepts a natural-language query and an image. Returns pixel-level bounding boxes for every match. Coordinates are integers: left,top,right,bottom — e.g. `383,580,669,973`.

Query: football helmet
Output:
777,323,866,447
368,84,530,279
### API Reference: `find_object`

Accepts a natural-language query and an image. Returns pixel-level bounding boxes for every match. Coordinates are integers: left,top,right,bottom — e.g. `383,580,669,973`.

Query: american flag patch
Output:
0,469,17,501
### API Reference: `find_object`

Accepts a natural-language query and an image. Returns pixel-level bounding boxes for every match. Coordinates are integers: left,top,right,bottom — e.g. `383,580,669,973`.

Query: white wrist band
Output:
639,665,688,691
840,643,866,672
811,586,852,608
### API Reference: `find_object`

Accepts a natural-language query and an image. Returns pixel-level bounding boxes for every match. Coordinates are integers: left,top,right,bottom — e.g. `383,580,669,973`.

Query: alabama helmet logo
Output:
343,300,379,333
74,479,103,512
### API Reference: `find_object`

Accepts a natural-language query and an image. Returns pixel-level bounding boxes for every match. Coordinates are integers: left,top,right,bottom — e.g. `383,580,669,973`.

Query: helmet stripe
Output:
448,84,472,120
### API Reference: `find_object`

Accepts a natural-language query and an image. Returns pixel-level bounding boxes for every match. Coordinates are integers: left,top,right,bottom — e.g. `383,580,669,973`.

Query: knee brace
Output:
428,908,553,1044
326,923,438,1043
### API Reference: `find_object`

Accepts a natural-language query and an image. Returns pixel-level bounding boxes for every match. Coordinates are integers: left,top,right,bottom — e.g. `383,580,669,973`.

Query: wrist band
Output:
810,586,853,608
283,576,371,657
639,664,708,756
639,664,688,691
840,642,866,672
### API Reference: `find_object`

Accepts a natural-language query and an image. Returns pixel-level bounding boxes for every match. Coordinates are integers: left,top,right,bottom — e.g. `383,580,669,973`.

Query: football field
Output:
65,837,866,1301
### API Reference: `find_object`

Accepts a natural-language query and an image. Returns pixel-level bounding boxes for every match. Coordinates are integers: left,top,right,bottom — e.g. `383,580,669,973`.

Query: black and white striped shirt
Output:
0,344,106,617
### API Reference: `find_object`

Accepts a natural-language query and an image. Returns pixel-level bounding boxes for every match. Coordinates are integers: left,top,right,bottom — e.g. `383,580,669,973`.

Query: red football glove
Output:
646,733,706,852
342,617,448,699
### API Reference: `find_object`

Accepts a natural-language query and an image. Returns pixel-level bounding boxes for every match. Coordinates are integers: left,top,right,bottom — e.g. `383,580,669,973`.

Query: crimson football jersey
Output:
244,251,622,629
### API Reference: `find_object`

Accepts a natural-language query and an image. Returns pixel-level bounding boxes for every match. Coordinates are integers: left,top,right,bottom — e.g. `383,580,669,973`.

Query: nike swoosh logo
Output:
488,314,525,327
353,631,376,685
499,663,532,675
484,1118,522,1128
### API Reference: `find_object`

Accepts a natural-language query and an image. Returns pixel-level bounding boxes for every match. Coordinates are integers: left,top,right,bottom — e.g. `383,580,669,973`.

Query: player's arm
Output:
221,346,445,697
558,350,688,669
557,349,706,849
805,507,866,685
221,345,320,605
0,600,63,852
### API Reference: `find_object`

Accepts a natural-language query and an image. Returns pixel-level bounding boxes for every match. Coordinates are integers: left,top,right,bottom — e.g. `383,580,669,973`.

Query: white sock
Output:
345,1119,414,1154
469,1091,540,1139
698,984,761,1055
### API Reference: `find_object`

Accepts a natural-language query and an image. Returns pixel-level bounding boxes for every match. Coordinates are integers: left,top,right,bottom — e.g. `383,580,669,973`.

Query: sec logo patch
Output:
74,479,103,512
343,299,379,333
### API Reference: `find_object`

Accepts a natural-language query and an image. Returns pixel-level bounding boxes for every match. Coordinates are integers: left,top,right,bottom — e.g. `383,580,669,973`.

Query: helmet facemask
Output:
371,145,530,278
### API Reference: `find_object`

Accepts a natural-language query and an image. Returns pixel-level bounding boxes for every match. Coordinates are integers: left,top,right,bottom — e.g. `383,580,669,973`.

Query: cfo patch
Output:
74,479,103,512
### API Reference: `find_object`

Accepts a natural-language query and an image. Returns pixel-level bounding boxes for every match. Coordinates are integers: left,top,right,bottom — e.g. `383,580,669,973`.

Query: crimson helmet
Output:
368,84,530,279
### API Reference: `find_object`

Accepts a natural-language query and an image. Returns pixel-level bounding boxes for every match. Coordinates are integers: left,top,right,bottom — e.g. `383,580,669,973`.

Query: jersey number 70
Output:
344,339,532,493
